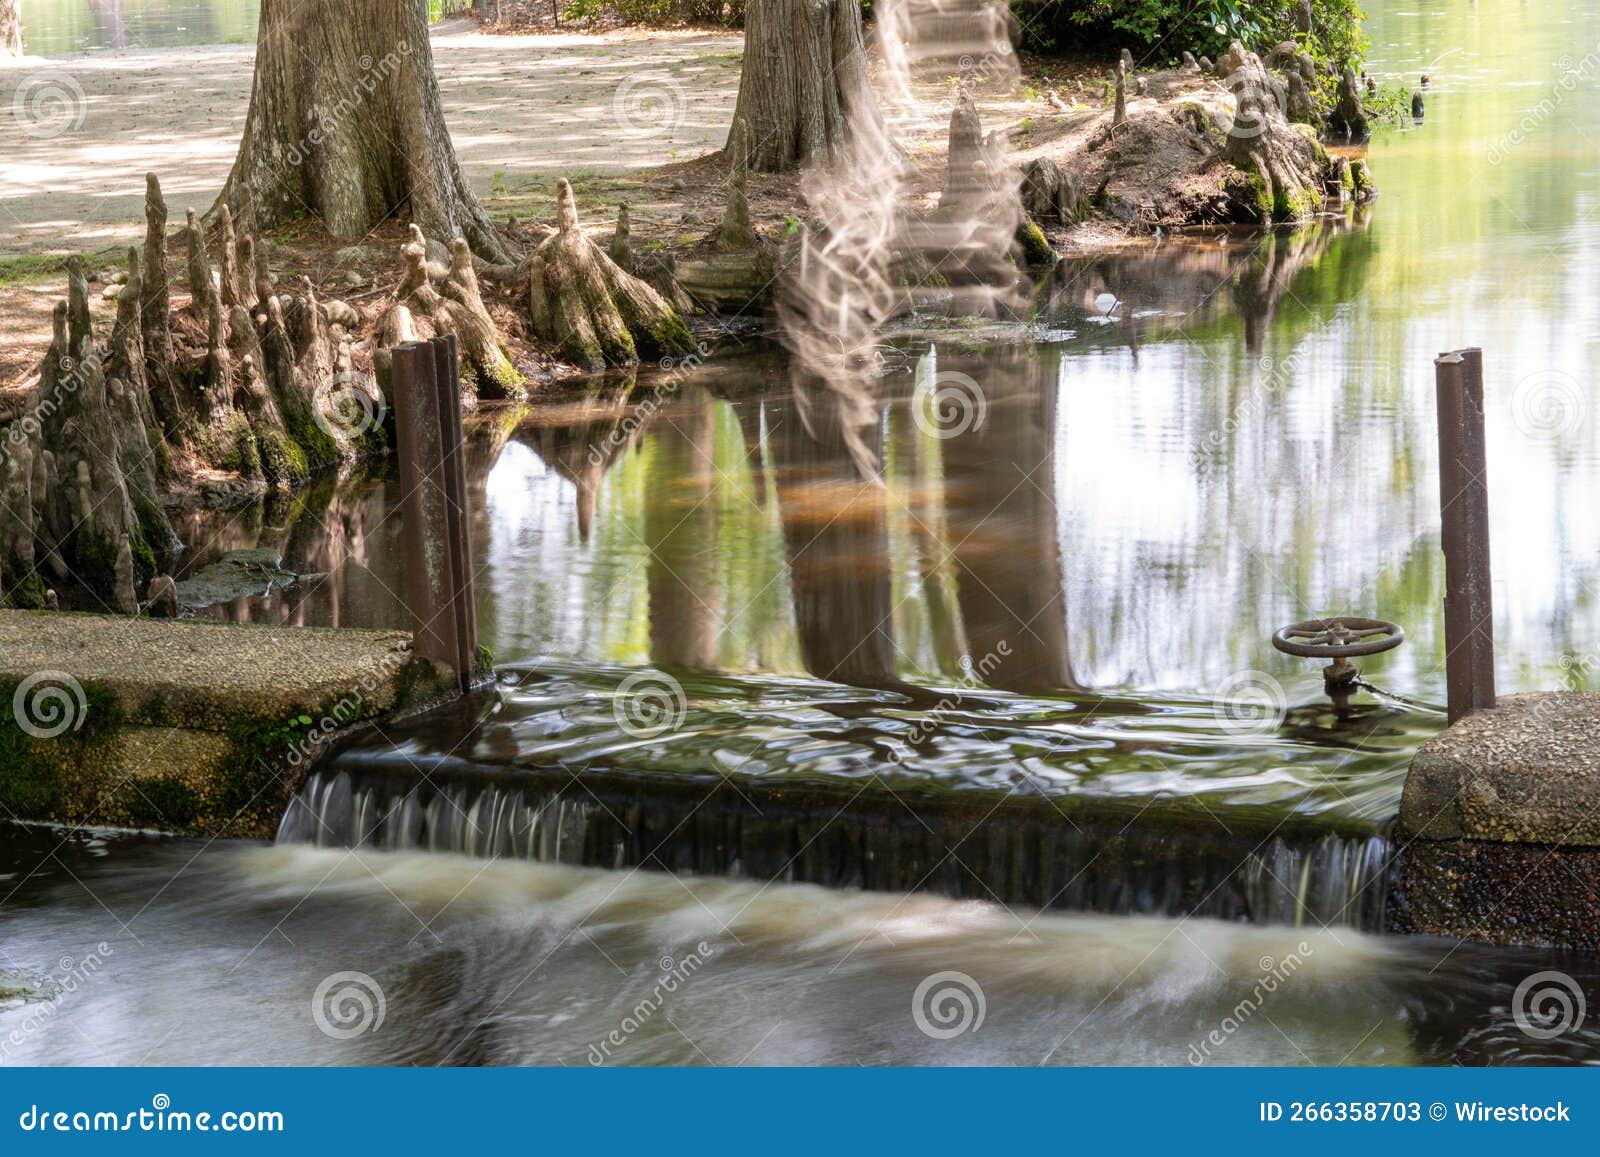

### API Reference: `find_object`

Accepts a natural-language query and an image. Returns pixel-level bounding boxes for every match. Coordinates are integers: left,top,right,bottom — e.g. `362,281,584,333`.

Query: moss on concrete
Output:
0,611,455,837
0,674,124,817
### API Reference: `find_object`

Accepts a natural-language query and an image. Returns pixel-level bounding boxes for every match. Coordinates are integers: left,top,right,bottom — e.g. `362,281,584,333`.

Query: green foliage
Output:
1012,0,1369,77
557,0,746,27
1364,82,1413,125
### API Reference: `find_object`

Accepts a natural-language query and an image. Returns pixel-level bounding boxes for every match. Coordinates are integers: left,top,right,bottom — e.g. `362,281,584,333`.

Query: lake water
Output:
6,0,1600,1066
20,0,256,54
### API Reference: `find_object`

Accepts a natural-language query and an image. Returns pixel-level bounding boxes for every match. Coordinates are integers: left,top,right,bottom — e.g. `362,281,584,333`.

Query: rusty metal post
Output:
392,341,464,683
1435,348,1496,722
428,334,478,689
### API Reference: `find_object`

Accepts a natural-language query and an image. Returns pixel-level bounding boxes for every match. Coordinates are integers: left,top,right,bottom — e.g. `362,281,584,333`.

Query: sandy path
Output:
0,22,745,256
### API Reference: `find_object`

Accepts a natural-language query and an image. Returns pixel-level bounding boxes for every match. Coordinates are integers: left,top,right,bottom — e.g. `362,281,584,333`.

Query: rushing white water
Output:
278,766,1398,931
5,833,1595,1066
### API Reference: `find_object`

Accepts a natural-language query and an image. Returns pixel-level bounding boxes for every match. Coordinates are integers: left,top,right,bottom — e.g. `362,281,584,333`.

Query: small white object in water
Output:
1094,292,1118,316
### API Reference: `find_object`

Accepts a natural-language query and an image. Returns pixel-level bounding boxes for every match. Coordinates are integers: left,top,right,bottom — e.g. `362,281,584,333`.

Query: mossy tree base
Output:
378,225,525,401
1219,44,1337,223
525,179,696,373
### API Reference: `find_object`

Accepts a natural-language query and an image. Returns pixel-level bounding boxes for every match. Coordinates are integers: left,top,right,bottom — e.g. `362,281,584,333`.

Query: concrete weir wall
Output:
1398,693,1600,951
0,611,453,839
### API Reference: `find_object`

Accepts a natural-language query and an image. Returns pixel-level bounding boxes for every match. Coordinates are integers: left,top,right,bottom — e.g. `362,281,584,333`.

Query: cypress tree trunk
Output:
218,0,509,261
0,0,22,56
729,0,882,172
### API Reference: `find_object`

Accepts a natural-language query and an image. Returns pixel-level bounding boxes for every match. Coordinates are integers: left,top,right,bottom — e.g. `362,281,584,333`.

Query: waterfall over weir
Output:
277,664,1424,934
278,766,1397,933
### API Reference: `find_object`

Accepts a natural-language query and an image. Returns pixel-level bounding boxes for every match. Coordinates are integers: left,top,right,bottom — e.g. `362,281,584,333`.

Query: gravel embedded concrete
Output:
1397,692,1600,949
1400,692,1600,845
1,610,451,836
0,609,419,729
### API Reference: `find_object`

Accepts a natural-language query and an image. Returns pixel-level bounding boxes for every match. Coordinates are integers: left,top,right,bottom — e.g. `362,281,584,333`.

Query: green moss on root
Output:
2,568,47,610
1015,217,1055,267
0,675,123,818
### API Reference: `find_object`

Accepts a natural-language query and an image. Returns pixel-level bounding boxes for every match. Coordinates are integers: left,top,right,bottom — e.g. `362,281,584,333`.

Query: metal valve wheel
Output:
1271,617,1405,659
1272,617,1404,711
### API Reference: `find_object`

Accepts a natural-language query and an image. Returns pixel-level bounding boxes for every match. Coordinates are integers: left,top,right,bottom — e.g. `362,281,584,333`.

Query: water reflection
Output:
186,326,1446,839
23,0,258,54
152,0,1600,837
937,345,1083,692
188,310,1448,709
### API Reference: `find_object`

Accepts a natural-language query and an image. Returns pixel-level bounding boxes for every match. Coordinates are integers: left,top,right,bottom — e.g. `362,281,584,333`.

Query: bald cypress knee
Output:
0,0,22,56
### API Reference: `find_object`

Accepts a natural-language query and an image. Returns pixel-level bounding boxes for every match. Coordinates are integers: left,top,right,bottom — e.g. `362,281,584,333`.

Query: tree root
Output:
378,225,525,401
925,92,1027,296
1219,44,1335,223
524,179,695,372
0,255,176,609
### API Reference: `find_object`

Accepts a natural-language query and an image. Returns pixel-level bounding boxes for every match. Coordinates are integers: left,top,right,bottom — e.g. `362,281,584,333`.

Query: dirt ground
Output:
0,22,746,254
0,21,749,382
0,17,1160,386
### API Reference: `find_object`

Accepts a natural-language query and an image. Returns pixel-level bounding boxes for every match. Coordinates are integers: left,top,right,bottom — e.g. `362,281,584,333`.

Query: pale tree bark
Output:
728,0,883,172
218,0,510,262
0,0,22,57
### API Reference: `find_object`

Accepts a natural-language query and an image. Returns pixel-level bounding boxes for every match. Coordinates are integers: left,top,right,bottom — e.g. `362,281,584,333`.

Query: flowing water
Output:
4,825,1600,1066
7,0,1600,1065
